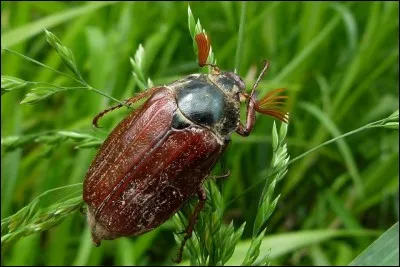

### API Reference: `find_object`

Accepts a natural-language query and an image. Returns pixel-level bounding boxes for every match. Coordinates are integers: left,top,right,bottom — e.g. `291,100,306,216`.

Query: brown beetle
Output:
83,33,288,262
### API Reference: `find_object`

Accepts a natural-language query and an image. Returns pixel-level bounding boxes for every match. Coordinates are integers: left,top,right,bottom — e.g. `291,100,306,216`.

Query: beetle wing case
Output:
83,87,226,245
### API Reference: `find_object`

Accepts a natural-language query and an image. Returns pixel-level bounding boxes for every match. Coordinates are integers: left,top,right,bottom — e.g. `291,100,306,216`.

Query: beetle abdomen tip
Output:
87,207,118,246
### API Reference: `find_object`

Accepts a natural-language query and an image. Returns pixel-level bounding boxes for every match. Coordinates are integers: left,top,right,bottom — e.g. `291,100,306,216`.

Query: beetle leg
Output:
237,59,288,136
174,187,207,263
216,149,231,180
92,87,162,128
236,92,257,137
92,101,128,128
236,60,271,137
210,170,231,180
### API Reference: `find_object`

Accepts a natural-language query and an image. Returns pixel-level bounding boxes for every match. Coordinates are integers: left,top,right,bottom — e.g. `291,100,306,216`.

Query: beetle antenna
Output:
254,88,289,123
195,33,210,67
250,60,269,96
247,60,289,123
195,32,220,74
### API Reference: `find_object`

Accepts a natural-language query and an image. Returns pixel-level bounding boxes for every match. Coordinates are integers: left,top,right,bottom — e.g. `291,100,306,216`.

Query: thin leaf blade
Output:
348,222,399,266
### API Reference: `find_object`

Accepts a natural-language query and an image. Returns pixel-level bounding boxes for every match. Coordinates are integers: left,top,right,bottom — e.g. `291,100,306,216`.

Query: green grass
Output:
1,1,399,266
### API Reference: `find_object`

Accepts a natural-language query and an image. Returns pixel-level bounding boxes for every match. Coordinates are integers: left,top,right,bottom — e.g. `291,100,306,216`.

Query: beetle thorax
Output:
168,74,241,143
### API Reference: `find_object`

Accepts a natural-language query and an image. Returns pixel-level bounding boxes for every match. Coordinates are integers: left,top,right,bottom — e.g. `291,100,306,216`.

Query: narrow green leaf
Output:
271,121,278,151
57,131,96,140
273,14,342,82
133,44,145,69
310,245,332,266
330,2,358,52
279,121,288,144
44,30,82,79
1,131,102,152
74,140,103,149
130,41,154,91
1,1,118,47
299,102,364,197
188,5,196,38
1,76,31,95
388,110,399,120
222,222,246,264
384,122,399,130
234,1,247,74
324,189,362,229
1,184,83,248
348,222,399,266
20,87,62,104
71,227,92,266
225,229,381,265
2,135,33,152
241,228,268,266
7,199,39,233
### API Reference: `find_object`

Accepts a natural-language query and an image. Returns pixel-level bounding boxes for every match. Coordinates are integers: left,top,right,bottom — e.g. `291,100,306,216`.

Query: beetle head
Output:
194,33,289,123
195,33,246,96
213,71,246,95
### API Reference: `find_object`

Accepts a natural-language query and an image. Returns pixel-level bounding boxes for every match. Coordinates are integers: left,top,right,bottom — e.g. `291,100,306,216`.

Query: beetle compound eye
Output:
195,33,211,67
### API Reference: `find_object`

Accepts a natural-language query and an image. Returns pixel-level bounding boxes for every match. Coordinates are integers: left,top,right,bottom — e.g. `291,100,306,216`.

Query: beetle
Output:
82,32,288,263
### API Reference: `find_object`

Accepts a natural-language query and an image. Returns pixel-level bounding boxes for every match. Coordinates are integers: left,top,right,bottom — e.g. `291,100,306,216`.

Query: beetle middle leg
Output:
209,159,231,180
213,149,231,180
174,187,207,263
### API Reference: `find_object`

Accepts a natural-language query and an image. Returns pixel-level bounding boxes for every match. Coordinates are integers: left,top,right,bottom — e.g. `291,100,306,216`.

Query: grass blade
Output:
348,222,399,266
1,1,118,47
224,229,381,265
299,102,364,197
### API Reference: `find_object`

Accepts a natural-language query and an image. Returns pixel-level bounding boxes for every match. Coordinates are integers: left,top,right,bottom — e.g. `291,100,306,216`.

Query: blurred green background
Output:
1,1,399,266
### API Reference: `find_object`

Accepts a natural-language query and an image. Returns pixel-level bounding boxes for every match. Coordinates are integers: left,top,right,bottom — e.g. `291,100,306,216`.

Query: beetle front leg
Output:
93,86,162,128
174,187,207,263
236,60,270,136
236,92,257,137
92,101,130,128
